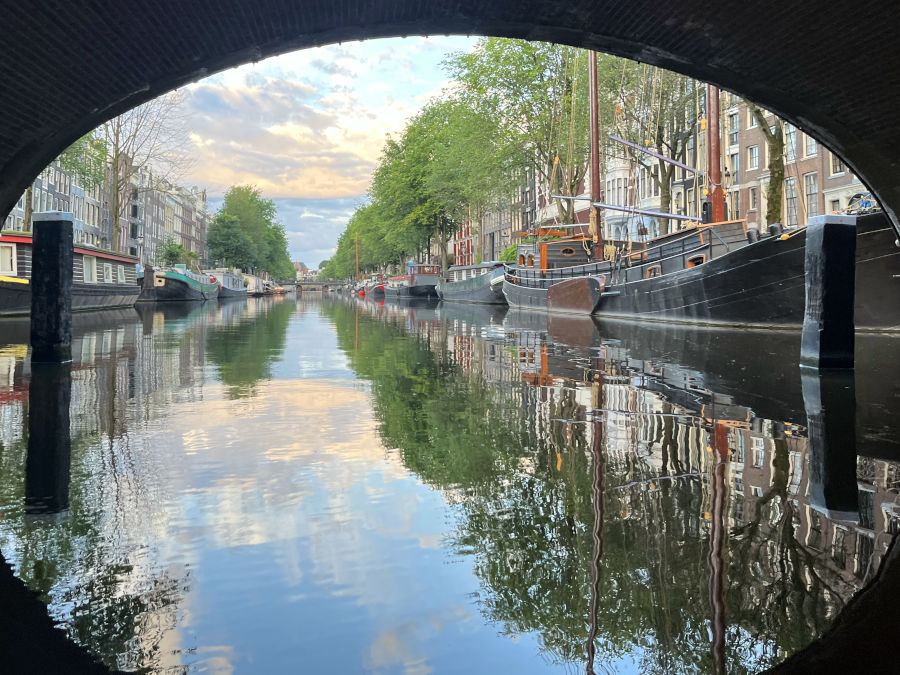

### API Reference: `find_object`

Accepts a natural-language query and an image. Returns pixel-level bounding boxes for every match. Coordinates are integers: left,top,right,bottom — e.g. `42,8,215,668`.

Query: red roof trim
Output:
74,248,137,264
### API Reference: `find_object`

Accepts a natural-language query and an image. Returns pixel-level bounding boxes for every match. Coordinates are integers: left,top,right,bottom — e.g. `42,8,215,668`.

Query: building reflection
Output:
344,295,900,671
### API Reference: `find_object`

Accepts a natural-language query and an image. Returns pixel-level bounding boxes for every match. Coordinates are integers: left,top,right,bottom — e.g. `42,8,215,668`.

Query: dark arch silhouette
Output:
1,1,898,228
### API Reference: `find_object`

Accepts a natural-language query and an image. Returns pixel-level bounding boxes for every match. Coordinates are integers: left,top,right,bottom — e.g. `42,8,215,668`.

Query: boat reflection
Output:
342,295,900,671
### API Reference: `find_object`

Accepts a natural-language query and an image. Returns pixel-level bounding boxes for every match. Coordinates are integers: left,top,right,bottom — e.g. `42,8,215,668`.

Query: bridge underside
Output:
0,1,898,227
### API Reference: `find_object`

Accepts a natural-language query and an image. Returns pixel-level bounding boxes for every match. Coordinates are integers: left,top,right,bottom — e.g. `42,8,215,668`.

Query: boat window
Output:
83,255,97,283
518,254,525,266
103,263,113,283
0,243,15,274
560,246,577,257
527,254,534,267
117,264,126,283
646,265,662,279
687,255,706,268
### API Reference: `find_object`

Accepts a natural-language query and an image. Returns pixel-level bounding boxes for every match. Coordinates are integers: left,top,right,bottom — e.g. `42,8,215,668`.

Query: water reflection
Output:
0,295,897,672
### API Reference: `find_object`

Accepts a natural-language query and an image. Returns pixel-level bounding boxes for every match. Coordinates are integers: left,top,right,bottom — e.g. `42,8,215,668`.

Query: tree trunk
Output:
23,185,33,232
658,162,674,235
439,216,449,271
749,105,785,226
765,126,785,226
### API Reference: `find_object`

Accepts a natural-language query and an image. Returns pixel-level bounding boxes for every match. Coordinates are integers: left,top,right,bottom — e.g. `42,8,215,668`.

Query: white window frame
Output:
748,145,759,170
103,263,113,284
83,255,97,283
117,264,126,284
806,135,818,157
0,243,16,275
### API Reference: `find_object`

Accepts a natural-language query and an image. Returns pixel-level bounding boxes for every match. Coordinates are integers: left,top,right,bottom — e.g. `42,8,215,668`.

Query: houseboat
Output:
0,229,140,316
383,261,441,298
437,261,506,304
137,264,219,302
502,211,900,330
243,273,268,296
207,268,248,298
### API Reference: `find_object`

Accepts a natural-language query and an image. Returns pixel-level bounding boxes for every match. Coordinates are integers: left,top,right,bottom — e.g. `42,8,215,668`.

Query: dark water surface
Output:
1,295,899,673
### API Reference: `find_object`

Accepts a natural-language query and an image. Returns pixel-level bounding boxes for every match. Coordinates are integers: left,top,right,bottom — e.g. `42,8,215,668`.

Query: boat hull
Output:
596,230,808,328
217,285,247,298
438,268,506,304
384,284,438,298
0,278,139,316
137,272,219,302
547,276,604,314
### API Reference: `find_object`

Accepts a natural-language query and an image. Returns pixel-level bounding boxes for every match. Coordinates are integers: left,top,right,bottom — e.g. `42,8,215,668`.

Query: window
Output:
806,135,818,156
748,109,758,128
785,177,799,226
117,265,126,284
560,247,576,257
83,255,97,283
753,447,765,468
830,199,841,213
103,263,113,283
687,255,706,267
748,145,759,170
616,178,623,205
731,191,740,219
749,187,758,211
804,173,819,219
686,188,695,217
831,152,846,175
646,265,662,278
785,124,797,161
729,152,740,184
0,243,15,274
728,113,739,145
652,166,660,196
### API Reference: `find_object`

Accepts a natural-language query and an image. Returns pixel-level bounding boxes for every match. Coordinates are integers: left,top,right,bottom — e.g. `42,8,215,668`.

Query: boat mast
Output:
706,84,726,222
589,50,604,258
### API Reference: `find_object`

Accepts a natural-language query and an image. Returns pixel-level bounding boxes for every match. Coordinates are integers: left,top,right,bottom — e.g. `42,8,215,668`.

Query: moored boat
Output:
137,264,219,302
437,262,506,304
243,273,267,296
383,261,440,298
207,268,248,298
0,229,140,316
502,211,900,329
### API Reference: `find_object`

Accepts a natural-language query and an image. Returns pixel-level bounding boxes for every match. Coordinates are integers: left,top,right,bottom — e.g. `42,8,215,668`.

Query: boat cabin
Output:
1,229,139,286
444,261,503,282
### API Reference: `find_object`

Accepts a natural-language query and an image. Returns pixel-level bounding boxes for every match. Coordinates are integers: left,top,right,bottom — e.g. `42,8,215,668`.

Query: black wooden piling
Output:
29,211,74,363
800,214,857,368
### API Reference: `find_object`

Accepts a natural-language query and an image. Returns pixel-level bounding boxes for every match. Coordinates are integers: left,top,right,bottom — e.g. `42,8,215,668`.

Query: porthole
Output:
560,246,577,257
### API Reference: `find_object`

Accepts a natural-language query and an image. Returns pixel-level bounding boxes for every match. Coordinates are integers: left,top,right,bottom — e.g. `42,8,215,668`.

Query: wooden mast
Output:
707,84,726,222
589,50,604,258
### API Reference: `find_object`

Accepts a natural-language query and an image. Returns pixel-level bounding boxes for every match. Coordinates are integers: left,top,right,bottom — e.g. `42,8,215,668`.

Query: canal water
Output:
1,294,898,673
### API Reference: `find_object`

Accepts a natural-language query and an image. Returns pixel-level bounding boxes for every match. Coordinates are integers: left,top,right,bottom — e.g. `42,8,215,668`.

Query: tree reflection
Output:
205,299,294,398
328,298,891,673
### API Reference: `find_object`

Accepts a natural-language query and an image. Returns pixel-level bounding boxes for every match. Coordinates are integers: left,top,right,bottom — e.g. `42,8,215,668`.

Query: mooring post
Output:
29,211,74,363
24,362,73,514
800,214,857,368
801,367,858,521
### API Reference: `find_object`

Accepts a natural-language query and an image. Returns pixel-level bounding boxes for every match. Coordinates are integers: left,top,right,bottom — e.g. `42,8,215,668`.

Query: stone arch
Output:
1,1,899,231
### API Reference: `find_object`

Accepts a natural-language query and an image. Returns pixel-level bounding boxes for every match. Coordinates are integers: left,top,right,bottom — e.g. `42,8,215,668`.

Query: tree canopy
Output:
207,185,294,278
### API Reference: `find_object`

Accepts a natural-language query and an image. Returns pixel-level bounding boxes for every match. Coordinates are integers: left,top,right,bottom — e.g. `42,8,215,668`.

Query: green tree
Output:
206,213,257,269
218,185,294,278
445,39,594,224
615,63,699,234
157,237,196,266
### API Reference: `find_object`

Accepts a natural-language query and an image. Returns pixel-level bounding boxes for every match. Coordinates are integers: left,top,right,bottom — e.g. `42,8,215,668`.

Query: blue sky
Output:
181,37,476,268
